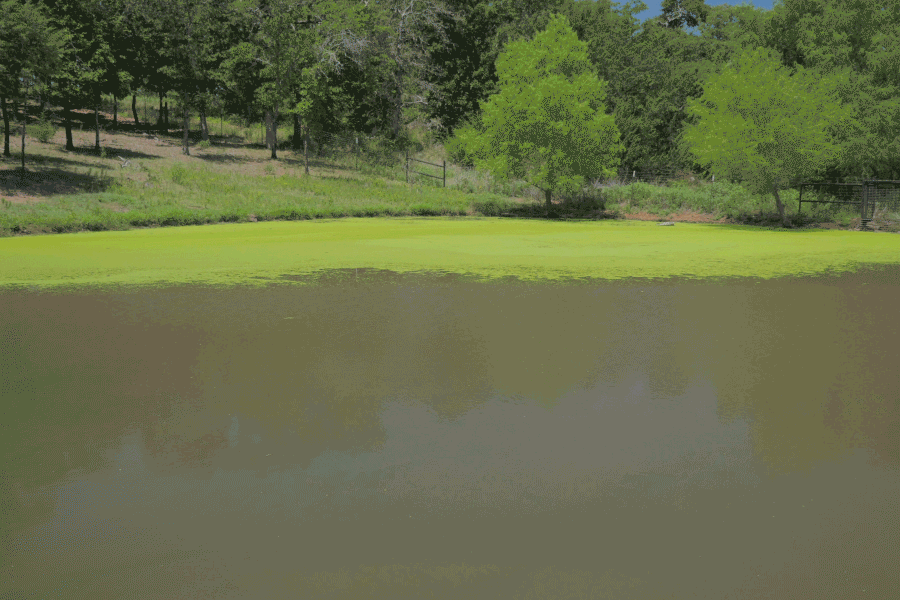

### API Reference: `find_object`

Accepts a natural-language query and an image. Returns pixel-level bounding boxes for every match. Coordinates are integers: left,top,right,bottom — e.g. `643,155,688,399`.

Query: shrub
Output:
33,115,58,143
473,198,505,216
170,164,189,186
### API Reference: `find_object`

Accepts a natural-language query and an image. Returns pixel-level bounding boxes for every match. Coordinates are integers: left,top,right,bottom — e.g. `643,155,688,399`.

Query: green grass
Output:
4,149,897,237
3,94,898,237
0,156,526,236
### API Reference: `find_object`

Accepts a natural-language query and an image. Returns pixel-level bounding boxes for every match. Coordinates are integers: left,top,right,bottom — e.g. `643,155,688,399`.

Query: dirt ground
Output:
0,105,364,205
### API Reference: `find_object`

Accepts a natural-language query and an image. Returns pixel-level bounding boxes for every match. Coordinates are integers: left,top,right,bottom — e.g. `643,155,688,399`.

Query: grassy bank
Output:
1,96,899,237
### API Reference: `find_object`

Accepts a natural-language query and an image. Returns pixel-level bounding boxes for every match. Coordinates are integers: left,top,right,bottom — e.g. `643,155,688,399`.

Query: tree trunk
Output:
113,95,118,129
392,70,403,140
20,99,26,170
63,100,74,151
772,184,789,227
157,92,163,130
200,108,209,142
94,103,100,150
303,116,309,175
265,109,277,159
545,189,552,212
292,113,300,151
132,94,139,127
1,96,10,157
182,105,190,155
164,101,169,131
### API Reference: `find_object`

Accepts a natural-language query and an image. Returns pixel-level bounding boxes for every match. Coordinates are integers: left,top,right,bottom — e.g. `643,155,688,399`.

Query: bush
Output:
170,164,189,186
443,116,485,168
32,115,58,143
473,198,506,216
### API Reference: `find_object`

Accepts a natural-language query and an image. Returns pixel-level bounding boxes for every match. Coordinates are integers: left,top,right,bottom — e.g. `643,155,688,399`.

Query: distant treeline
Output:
2,0,899,180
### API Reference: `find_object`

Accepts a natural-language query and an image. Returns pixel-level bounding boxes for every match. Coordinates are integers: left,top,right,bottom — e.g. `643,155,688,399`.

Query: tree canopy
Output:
448,12,622,210
2,0,896,188
677,45,858,226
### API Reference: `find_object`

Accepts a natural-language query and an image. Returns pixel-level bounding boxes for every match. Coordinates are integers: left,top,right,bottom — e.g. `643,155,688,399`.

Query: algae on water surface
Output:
0,218,897,291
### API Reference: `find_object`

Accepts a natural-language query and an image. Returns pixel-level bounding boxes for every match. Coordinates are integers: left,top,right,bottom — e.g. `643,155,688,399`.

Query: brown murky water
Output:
2,267,899,599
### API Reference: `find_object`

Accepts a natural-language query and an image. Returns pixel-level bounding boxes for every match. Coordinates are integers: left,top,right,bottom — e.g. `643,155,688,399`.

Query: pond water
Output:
2,265,898,599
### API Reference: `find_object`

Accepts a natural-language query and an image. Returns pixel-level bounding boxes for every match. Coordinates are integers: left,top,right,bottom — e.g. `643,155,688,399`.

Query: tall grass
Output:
0,158,523,236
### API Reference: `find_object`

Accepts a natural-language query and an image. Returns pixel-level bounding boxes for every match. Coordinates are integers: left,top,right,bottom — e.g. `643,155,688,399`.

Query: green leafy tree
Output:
422,0,600,141
605,13,715,172
659,0,710,29
120,0,180,131
450,12,622,211
245,0,372,161
137,0,231,154
764,0,900,181
43,0,133,151
677,46,858,227
0,0,66,164
215,39,265,127
351,0,459,144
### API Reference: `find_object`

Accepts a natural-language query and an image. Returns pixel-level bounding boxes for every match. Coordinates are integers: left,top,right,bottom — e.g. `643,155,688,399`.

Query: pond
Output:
1,219,898,599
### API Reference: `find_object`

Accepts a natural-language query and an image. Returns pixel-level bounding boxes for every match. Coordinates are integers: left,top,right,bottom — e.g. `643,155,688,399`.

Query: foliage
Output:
659,0,710,29
764,0,900,181
32,114,58,143
450,13,623,209
6,0,900,208
0,0,66,160
421,0,576,141
677,45,858,226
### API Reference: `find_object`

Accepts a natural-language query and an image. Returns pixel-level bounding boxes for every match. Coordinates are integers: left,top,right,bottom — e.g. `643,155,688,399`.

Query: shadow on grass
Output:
0,166,118,197
62,145,161,161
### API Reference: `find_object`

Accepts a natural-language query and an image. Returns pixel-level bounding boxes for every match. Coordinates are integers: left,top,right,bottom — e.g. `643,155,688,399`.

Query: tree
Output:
677,46,858,227
141,0,230,155
42,0,128,152
354,0,459,142
449,13,623,211
246,0,372,161
763,0,900,181
659,0,710,29
421,0,593,141
0,0,66,164
603,12,716,172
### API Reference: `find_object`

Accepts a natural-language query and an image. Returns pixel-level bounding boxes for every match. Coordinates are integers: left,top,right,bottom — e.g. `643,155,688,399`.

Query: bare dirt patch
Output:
617,207,736,224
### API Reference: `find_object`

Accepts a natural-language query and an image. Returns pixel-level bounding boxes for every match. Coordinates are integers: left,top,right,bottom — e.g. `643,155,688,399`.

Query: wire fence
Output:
592,165,703,187
302,129,405,170
799,179,900,224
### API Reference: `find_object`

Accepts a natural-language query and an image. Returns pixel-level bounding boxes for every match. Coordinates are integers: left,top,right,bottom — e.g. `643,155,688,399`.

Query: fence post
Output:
861,179,872,229
406,149,409,183
443,160,446,188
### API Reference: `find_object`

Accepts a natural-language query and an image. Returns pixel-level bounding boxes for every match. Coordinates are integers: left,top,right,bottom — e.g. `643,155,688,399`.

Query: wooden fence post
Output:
443,160,446,188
